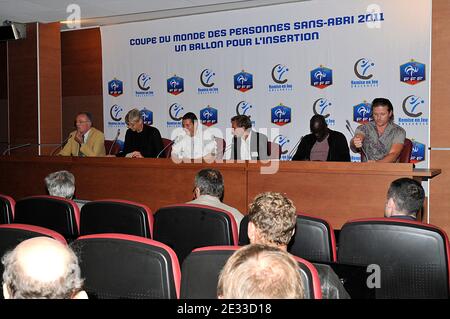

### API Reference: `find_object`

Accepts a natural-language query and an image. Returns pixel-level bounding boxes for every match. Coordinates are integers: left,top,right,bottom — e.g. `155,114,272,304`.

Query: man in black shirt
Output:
292,115,350,162
116,108,164,158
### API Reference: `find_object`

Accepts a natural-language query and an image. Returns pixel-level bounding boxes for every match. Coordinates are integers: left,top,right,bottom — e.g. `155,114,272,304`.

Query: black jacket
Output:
117,124,164,158
292,129,350,162
231,131,269,160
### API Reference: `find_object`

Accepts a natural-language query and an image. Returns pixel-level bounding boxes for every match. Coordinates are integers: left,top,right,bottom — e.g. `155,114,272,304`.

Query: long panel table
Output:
0,156,441,231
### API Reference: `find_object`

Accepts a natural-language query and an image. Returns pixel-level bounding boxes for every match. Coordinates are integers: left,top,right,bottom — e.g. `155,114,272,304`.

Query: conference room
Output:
0,0,448,301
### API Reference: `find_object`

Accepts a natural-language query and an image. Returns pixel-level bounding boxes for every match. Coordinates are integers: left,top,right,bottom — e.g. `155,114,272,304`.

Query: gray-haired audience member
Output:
45,170,88,209
217,244,304,299
187,169,243,230
385,177,425,221
2,237,88,299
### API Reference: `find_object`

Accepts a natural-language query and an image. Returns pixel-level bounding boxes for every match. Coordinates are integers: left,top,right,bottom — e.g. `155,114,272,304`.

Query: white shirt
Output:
82,128,91,144
172,130,217,159
224,133,252,160
239,133,252,160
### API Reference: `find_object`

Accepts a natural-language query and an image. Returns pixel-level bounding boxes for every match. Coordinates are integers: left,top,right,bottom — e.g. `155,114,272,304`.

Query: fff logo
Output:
108,78,123,97
167,75,184,95
353,102,372,124
400,60,425,85
310,66,333,89
411,140,425,163
139,108,153,125
234,71,253,92
271,104,291,126
200,106,218,127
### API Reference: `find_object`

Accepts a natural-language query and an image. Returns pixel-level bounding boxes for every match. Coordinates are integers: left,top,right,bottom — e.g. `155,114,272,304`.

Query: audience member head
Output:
371,97,394,123
193,169,224,200
2,237,87,299
217,244,304,299
385,177,425,219
182,112,198,137
310,114,328,142
247,192,296,249
231,115,252,138
45,170,75,199
74,112,93,135
125,108,144,132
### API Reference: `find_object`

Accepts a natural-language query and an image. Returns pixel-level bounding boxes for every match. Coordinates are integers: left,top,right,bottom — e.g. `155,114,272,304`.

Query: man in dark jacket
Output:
293,115,350,162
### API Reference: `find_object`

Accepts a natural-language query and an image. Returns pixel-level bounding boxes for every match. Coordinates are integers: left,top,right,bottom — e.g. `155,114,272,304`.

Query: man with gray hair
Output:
187,169,243,230
2,237,88,299
45,170,88,209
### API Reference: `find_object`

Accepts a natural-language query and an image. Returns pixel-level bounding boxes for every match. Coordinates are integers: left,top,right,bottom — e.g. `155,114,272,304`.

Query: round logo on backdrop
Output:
200,69,215,88
169,103,184,121
137,73,151,91
110,104,123,121
402,95,424,118
354,58,374,80
271,64,289,84
313,98,332,118
236,101,252,116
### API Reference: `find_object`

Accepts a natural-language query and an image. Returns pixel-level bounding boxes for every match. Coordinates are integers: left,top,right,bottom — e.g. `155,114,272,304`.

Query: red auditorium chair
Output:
14,195,80,241
80,199,153,238
153,204,238,264
338,218,450,298
0,194,15,224
181,245,322,299
72,234,180,299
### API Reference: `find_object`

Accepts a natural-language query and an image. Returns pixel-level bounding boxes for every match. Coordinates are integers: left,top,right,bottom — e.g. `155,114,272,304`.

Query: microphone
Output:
156,135,182,158
50,135,72,156
2,143,32,155
346,120,370,161
108,128,120,155
288,136,303,160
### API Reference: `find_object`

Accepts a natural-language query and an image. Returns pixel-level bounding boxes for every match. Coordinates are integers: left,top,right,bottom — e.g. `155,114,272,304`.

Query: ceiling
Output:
0,0,309,30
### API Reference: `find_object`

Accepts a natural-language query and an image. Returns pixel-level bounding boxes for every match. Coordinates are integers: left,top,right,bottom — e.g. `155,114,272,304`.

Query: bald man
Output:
2,237,88,299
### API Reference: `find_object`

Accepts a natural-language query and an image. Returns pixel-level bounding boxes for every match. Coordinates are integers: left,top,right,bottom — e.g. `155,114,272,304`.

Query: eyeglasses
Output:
75,121,90,125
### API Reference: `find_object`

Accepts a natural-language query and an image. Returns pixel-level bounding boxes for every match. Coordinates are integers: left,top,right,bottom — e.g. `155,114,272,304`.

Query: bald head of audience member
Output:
217,244,304,299
247,192,297,250
2,237,87,299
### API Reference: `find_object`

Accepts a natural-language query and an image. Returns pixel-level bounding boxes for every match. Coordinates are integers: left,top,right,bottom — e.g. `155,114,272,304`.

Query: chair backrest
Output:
239,213,337,262
0,224,66,284
104,140,121,155
338,218,450,298
72,234,180,299
0,194,15,224
293,256,323,299
214,137,226,160
80,199,153,238
153,204,238,264
398,138,413,163
181,246,322,299
161,138,173,158
288,214,337,262
181,246,239,298
14,195,80,241
267,141,282,159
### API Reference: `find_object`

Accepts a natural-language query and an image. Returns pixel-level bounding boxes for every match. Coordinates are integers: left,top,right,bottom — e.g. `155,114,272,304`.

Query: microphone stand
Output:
345,120,370,161
2,143,32,156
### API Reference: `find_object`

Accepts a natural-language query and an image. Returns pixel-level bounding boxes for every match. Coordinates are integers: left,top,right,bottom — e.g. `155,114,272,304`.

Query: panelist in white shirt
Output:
171,112,217,161
225,115,269,161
